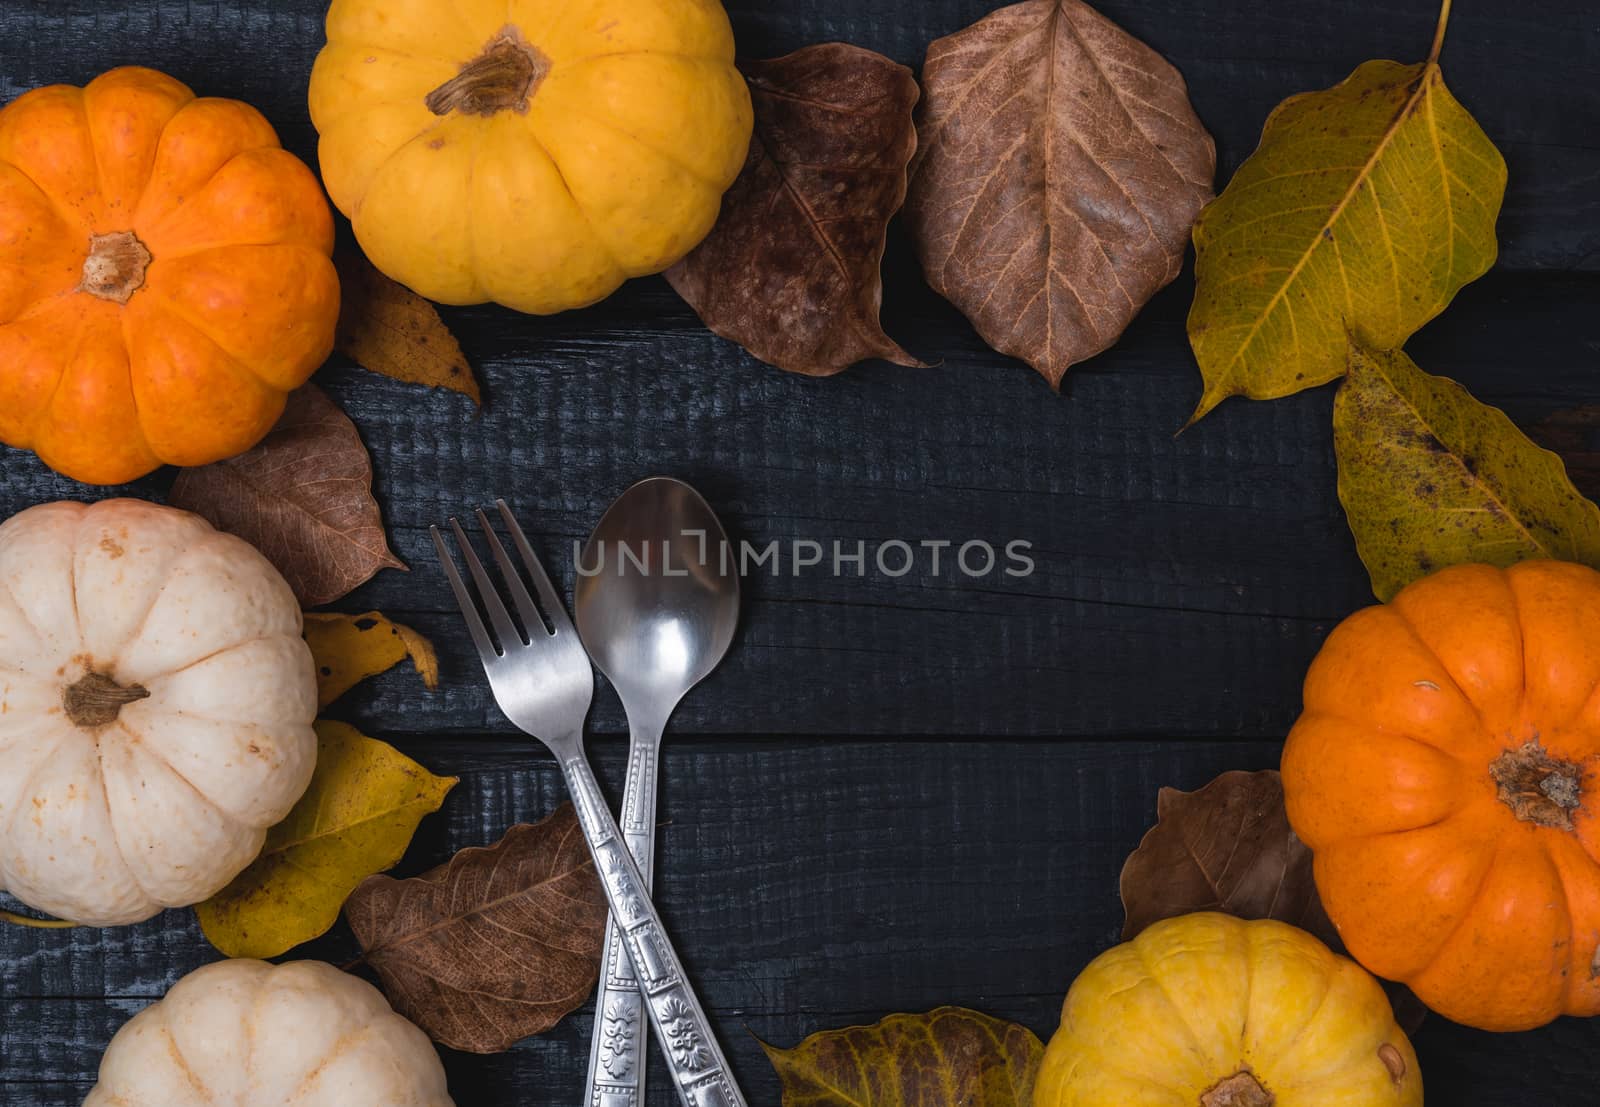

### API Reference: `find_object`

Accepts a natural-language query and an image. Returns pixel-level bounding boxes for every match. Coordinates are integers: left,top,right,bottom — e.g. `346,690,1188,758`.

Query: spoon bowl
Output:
575,476,740,720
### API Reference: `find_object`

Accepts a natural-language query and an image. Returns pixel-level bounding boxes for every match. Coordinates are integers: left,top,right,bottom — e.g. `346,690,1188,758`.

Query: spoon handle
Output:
583,723,662,1106
562,748,744,1107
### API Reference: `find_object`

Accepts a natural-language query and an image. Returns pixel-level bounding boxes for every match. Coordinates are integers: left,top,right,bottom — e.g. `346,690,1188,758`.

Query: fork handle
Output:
562,750,746,1107
582,723,662,1107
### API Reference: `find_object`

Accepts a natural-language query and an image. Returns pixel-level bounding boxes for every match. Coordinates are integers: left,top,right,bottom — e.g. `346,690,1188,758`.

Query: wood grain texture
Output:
7,742,1599,1106
2,1,1599,1104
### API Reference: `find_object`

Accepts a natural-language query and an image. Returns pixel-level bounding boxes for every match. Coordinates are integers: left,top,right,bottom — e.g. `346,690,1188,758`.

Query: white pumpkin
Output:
84,959,455,1106
0,499,317,925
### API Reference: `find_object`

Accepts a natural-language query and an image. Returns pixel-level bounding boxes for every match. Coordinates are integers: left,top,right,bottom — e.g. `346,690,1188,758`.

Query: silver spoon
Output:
576,477,740,1107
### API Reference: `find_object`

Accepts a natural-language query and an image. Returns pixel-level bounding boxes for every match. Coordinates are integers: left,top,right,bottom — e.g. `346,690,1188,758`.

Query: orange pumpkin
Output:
0,67,338,485
1283,560,1600,1031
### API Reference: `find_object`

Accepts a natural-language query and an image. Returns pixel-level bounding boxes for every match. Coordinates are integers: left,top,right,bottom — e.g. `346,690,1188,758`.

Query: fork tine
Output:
450,517,524,652
431,524,497,662
495,499,575,635
475,508,548,638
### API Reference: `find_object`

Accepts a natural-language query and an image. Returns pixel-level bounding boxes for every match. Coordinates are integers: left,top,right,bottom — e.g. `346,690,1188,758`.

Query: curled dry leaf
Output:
336,250,482,404
906,0,1215,387
1334,345,1600,601
1122,767,1430,1033
170,384,406,607
1187,7,1505,420
304,610,440,709
666,43,924,376
196,721,456,959
763,1007,1042,1107
346,804,608,1054
1119,769,1334,945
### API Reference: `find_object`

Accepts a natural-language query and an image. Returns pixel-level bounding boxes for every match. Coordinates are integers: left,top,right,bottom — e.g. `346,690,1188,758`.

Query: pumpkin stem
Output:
1200,1071,1274,1107
79,231,152,304
1378,1043,1407,1085
426,27,550,118
63,671,150,729
1490,739,1586,831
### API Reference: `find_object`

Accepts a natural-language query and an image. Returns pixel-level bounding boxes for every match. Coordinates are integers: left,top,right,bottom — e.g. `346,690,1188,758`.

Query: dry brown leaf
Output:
906,0,1215,386
1121,768,1428,1032
666,44,924,376
346,805,607,1053
762,1007,1042,1106
1120,769,1334,944
303,611,440,709
336,250,481,404
170,384,405,607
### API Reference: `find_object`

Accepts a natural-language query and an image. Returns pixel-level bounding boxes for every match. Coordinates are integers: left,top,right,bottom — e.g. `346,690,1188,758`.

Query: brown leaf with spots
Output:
336,250,481,403
906,0,1215,386
346,805,607,1053
666,43,924,376
762,1007,1041,1106
1120,769,1334,945
170,384,405,607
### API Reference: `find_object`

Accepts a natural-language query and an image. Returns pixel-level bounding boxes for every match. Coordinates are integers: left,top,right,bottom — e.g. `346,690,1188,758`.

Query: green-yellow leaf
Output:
1334,344,1600,601
304,611,440,709
1187,7,1505,421
196,721,456,958
761,1007,1042,1107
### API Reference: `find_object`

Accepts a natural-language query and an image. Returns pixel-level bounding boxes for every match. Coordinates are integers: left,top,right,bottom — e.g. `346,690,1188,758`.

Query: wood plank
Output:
3,275,1591,739
4,740,1597,1104
3,739,1600,1100
3,2,1599,1104
0,0,1592,272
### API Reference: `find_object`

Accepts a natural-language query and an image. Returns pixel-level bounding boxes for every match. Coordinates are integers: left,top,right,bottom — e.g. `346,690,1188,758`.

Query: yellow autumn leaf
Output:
335,250,482,404
0,907,77,929
1187,1,1505,421
195,721,456,959
762,1007,1041,1106
1334,344,1600,601
304,611,440,709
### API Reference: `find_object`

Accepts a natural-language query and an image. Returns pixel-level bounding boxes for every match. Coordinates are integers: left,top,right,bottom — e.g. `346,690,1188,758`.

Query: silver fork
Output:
432,501,747,1107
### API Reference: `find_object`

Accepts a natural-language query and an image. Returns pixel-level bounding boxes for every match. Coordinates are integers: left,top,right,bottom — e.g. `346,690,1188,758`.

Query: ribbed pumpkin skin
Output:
0,67,338,485
308,0,752,315
1036,913,1421,1106
83,960,454,1106
1284,560,1600,1032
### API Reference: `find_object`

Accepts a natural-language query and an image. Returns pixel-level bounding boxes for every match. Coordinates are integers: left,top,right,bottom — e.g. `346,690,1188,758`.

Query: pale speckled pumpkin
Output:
83,960,454,1107
308,0,753,314
1035,913,1422,1107
0,499,316,926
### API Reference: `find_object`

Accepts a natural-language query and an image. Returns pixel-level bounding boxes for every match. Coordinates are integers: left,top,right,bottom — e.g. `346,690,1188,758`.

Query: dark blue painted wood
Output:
2,1,1598,1104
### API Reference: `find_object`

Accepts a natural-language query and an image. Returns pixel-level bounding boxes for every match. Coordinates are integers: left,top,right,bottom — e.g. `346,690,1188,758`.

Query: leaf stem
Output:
1428,0,1453,65
0,909,78,929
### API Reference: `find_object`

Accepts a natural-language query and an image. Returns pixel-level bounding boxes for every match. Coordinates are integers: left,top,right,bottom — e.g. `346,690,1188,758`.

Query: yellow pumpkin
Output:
308,0,753,314
1035,913,1421,1107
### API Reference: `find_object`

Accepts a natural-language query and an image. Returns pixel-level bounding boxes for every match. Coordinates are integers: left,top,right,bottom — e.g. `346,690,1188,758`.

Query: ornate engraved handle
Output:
563,751,745,1107
583,722,662,1107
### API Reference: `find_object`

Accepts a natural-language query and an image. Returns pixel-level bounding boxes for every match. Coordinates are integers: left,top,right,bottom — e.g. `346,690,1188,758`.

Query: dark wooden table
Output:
2,1,1597,1104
